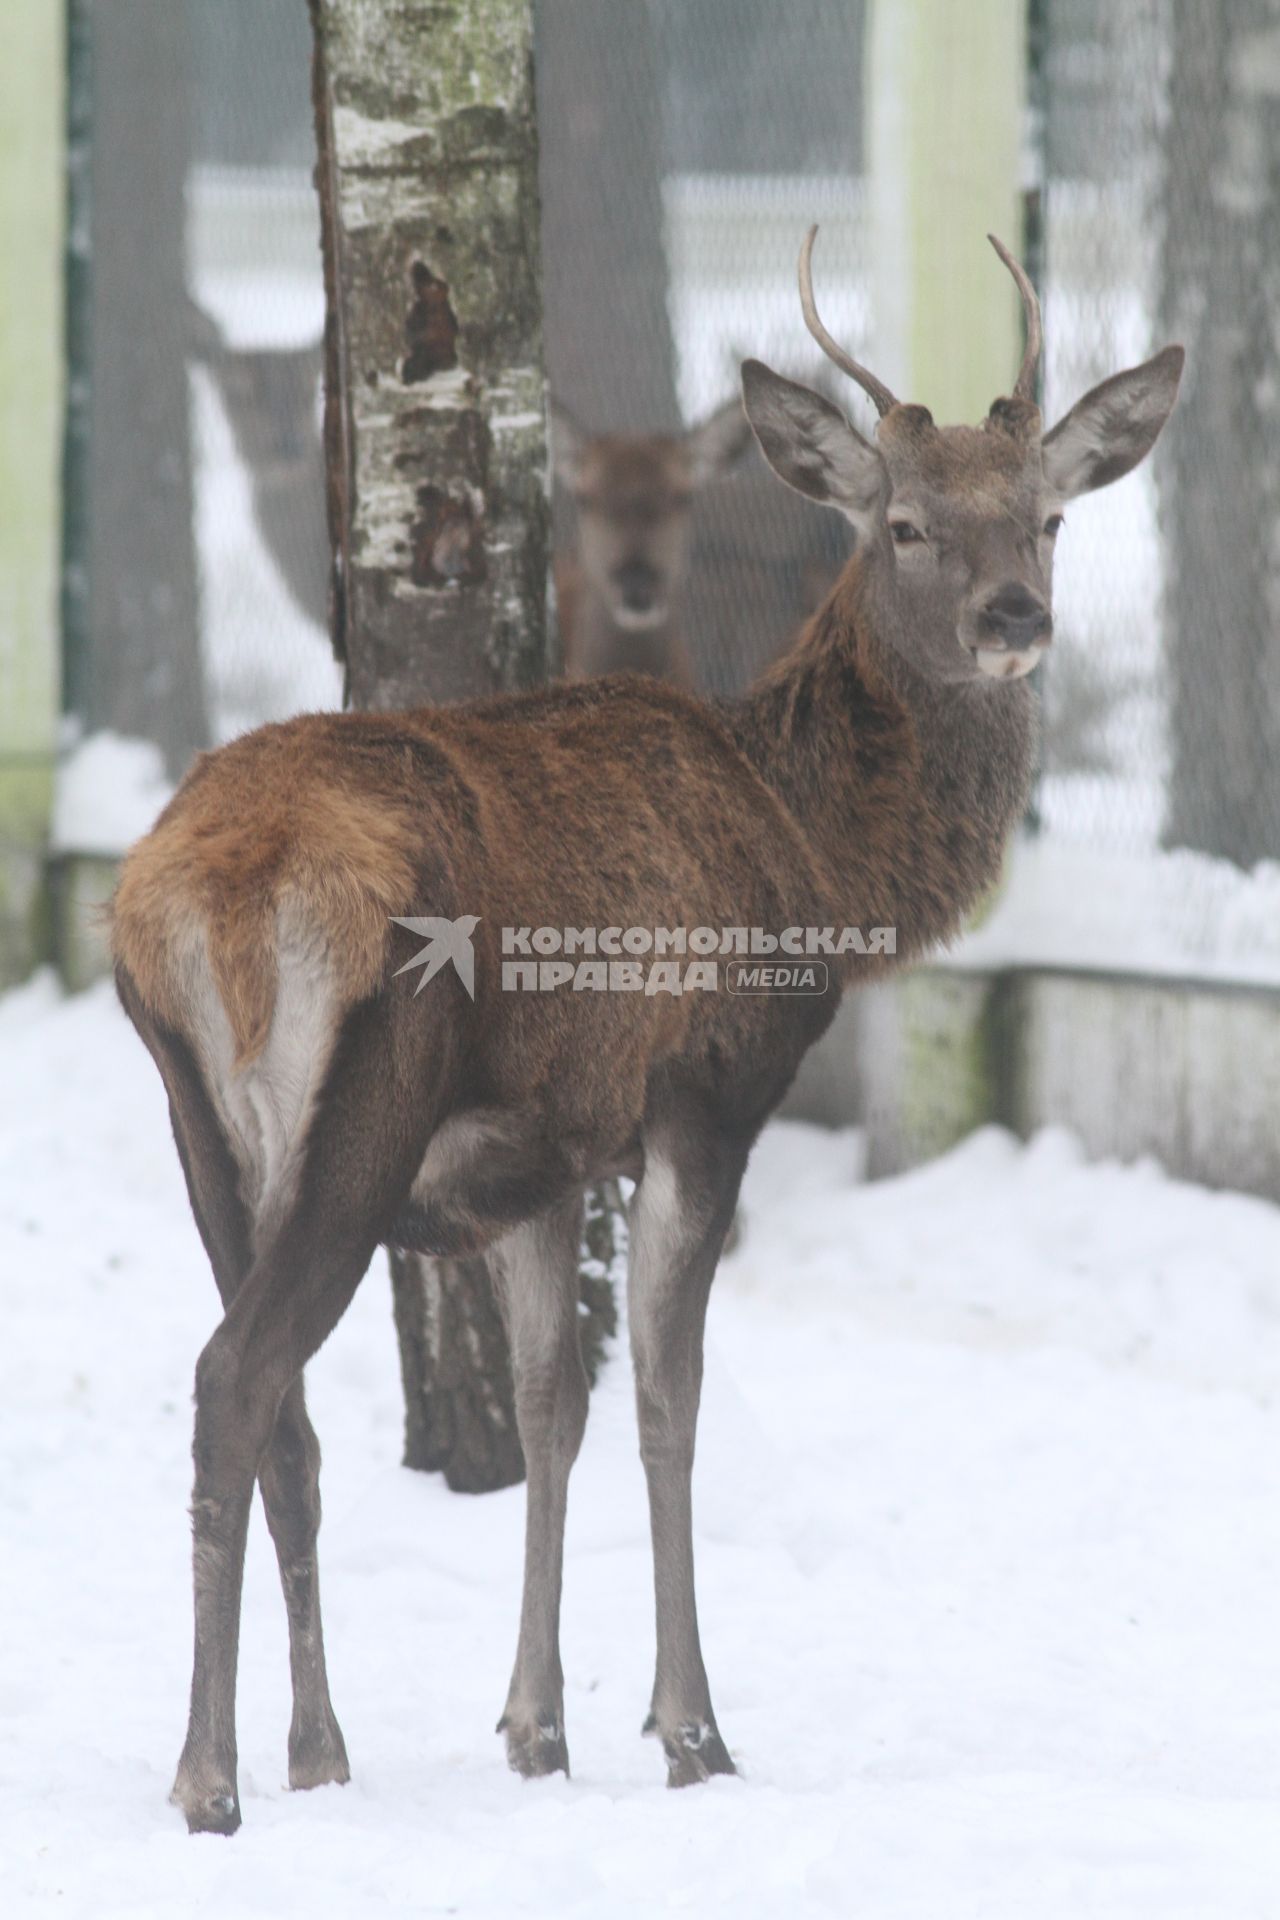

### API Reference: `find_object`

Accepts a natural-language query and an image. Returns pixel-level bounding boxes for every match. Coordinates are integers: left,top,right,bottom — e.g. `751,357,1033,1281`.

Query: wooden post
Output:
79,0,206,776
863,0,1028,1160
0,0,63,983
867,0,1027,418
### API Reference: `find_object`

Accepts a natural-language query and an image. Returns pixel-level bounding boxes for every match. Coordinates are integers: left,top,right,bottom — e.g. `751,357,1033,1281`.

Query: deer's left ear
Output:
548,400,587,490
685,395,755,487
1042,344,1184,499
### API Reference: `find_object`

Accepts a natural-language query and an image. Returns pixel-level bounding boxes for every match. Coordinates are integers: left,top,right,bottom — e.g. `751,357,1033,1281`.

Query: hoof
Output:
655,1718,736,1788
288,1712,351,1793
497,1710,570,1780
171,1780,241,1836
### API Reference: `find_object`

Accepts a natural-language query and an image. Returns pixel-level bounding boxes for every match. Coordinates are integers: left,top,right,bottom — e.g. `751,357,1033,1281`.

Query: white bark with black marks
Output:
310,0,617,1493
313,0,551,708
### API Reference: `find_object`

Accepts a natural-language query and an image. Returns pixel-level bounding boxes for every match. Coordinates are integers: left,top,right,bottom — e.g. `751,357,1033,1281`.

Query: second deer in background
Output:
550,399,753,685
187,298,329,638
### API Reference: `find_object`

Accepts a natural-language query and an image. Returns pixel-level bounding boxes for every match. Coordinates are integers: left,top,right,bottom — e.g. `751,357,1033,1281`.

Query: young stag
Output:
113,231,1181,1833
551,398,753,684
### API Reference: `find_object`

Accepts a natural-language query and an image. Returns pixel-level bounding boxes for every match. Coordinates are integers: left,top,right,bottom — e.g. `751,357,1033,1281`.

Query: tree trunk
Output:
1160,0,1280,866
391,1181,624,1493
534,0,680,432
309,0,620,1493
79,0,206,776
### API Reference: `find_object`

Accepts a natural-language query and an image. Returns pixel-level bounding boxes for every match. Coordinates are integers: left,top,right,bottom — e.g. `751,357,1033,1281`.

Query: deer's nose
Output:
613,558,662,613
978,583,1052,649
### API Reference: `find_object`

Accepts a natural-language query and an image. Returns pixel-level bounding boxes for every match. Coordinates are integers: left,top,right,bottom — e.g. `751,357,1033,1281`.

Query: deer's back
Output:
111,678,837,1133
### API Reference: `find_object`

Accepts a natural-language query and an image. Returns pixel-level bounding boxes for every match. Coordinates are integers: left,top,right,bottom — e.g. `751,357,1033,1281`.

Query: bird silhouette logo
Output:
390,915,480,999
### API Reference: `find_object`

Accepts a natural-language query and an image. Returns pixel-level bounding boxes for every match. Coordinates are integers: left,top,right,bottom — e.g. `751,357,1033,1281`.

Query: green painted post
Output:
865,0,1028,1163
0,0,64,983
867,0,1027,419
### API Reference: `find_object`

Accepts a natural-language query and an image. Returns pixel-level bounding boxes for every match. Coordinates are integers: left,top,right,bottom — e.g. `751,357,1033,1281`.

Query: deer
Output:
550,397,753,685
111,230,1182,1834
186,298,330,635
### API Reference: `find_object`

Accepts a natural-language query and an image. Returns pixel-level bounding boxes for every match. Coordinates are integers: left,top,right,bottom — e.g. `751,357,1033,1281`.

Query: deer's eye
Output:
890,520,924,546
1043,513,1065,538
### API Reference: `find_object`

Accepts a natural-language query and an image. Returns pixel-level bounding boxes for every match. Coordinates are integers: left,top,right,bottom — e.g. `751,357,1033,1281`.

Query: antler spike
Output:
987,233,1042,404
798,225,898,420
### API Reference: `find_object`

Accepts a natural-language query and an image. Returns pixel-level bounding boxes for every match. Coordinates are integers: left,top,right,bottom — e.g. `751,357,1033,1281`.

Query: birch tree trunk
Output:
1161,0,1280,866
309,0,620,1493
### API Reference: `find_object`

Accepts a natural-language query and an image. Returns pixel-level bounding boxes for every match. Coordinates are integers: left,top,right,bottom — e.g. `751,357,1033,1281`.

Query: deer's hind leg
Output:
162,986,441,1834
122,984,353,1825
166,1006,340,1801
257,1376,349,1794
119,975,420,1827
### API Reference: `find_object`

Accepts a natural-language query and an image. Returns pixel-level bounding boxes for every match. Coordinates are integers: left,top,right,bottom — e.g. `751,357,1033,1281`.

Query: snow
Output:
3,976,1280,1915
50,730,174,857
188,354,343,745
949,835,1280,990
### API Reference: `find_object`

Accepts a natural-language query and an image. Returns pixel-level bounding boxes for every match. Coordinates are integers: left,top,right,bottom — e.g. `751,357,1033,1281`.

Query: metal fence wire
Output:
71,0,1280,879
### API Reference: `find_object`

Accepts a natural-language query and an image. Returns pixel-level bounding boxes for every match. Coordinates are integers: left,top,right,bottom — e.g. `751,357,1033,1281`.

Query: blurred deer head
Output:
187,298,328,634
550,398,753,683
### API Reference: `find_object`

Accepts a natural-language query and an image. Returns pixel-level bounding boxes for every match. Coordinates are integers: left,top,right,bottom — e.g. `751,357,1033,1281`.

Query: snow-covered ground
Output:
3,972,1280,1917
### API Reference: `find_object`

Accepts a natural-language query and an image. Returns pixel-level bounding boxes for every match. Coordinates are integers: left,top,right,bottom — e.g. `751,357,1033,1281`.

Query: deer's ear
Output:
741,359,883,532
548,400,587,490
685,395,755,487
1042,345,1184,499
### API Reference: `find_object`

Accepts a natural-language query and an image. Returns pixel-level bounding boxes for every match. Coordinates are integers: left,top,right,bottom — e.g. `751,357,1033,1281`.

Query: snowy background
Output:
4,973,1280,1917
14,12,1280,1914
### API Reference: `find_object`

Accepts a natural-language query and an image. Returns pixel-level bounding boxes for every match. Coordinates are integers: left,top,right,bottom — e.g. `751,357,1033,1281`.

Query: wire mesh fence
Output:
66,0,1280,889
184,3,338,742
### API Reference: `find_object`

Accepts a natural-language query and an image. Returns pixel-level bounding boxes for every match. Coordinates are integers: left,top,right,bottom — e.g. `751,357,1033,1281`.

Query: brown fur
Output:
113,734,423,1064
112,552,1027,1098
116,332,1182,1142
113,254,1183,1829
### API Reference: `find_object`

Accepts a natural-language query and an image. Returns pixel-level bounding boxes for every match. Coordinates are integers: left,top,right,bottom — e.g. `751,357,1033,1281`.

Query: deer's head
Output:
551,400,752,631
742,230,1183,685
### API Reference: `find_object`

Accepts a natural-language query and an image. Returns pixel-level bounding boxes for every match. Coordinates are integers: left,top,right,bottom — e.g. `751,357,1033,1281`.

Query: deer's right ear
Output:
741,359,883,533
548,401,586,490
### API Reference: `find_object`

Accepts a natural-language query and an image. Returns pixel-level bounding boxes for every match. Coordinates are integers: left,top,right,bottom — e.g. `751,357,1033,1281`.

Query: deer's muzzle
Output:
965,583,1052,679
976,582,1052,650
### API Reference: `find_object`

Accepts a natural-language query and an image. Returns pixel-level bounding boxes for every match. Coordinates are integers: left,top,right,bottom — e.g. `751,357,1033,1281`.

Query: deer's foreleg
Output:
628,1121,746,1786
490,1197,590,1777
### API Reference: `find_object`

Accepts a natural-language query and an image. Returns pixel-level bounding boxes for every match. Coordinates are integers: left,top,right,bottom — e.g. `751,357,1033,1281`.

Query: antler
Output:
798,224,898,420
987,234,1042,404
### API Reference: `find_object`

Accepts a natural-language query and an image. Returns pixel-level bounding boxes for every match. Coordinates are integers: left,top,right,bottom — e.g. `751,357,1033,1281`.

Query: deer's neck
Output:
731,559,1035,963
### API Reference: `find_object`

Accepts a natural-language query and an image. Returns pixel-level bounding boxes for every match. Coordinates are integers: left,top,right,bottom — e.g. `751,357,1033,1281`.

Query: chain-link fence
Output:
185,3,339,742
1038,0,1280,867
67,0,1280,880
